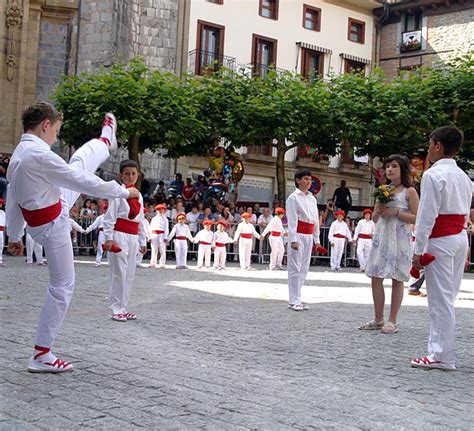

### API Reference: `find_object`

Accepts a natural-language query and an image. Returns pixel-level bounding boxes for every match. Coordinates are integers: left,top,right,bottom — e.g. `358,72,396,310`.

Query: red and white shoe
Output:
27,346,73,373
111,313,127,322
410,355,456,371
124,312,137,320
101,112,118,151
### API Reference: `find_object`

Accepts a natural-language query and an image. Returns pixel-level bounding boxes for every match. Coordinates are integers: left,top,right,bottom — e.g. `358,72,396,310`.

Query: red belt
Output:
358,233,372,239
98,227,104,232
153,230,164,234
271,231,281,237
334,234,346,239
20,200,62,227
176,236,187,240
114,218,139,235
200,241,211,245
0,226,4,232
215,242,226,247
240,233,252,239
430,214,465,239
297,220,314,234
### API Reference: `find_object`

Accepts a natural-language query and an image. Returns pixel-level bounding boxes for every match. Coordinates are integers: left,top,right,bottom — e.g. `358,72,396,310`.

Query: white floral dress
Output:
365,188,412,282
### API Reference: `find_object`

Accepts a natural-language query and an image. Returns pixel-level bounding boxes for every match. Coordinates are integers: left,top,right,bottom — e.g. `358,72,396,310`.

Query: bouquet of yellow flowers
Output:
373,184,396,204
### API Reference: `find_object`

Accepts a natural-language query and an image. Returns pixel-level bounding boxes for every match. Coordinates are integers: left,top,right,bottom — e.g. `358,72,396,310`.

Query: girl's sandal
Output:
381,321,399,334
358,319,384,330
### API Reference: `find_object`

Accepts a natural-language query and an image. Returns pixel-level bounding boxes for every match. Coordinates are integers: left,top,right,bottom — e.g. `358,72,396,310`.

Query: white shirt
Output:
257,214,272,228
149,214,169,240
213,230,232,246
186,211,200,233
103,184,147,246
233,221,260,241
193,229,214,244
0,209,5,227
353,219,375,240
328,220,353,242
262,216,284,237
85,214,104,233
168,222,193,241
69,218,85,233
286,188,320,244
414,158,471,255
6,134,128,242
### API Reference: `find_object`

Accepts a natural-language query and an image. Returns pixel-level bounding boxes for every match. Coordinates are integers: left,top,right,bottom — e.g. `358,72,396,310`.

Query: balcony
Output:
400,30,422,53
188,49,236,75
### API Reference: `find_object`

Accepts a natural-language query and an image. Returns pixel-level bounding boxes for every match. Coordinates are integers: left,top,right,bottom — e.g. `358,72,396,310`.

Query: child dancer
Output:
233,212,261,270
136,208,150,268
84,206,107,266
213,220,232,270
0,199,5,266
353,209,375,272
168,212,193,269
103,160,147,322
149,203,169,268
261,207,286,270
328,210,352,271
411,127,471,370
6,102,139,372
193,220,214,269
26,233,45,266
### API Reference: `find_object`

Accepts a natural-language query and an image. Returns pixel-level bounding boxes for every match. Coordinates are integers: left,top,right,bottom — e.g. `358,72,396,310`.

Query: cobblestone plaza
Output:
1,257,473,429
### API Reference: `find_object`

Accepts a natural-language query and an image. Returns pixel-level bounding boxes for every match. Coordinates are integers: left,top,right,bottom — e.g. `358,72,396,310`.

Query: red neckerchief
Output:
125,184,141,219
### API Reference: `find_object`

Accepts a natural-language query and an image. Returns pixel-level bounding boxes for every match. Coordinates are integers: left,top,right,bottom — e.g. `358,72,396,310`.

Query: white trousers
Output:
174,239,188,267
108,231,139,314
0,231,4,263
150,234,166,266
269,236,285,269
356,238,372,270
26,233,43,264
238,238,253,269
28,138,109,348
197,244,212,268
287,233,313,305
213,246,226,269
95,231,105,263
424,232,467,366
330,238,346,269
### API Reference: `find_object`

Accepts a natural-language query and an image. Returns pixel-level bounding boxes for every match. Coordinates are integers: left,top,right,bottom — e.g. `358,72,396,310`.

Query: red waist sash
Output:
297,221,314,235
176,236,187,240
200,241,211,245
271,231,281,237
358,233,373,239
0,226,4,231
153,230,164,234
215,242,226,247
114,218,139,235
20,200,62,228
430,214,465,239
240,233,252,239
334,233,346,239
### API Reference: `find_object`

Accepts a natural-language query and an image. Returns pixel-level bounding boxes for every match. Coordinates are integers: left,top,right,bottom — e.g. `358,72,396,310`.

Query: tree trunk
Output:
128,134,142,188
276,138,287,204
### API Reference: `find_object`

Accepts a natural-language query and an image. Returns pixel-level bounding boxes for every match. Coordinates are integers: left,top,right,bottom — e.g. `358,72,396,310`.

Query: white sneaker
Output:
93,262,101,267
28,357,74,373
102,112,117,151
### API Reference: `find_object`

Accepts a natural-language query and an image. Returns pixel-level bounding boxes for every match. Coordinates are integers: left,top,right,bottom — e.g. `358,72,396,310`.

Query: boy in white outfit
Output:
85,207,106,266
149,203,169,268
411,126,471,371
328,210,352,271
233,212,261,270
261,207,286,270
103,160,147,322
136,208,150,268
213,220,232,270
168,212,194,269
353,208,375,272
0,199,5,266
6,102,139,373
193,220,214,268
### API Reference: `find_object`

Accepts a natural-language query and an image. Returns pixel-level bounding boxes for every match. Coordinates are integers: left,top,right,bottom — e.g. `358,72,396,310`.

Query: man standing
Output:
286,169,321,311
332,180,352,215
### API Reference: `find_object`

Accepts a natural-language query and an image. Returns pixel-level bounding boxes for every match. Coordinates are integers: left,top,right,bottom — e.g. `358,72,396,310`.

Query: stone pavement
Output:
1,256,473,430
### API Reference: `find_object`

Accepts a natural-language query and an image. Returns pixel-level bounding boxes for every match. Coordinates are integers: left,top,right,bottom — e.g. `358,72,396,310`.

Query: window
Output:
404,12,421,32
252,34,278,78
259,0,278,20
301,48,324,81
344,59,365,74
196,20,225,75
247,144,273,157
348,18,365,44
303,5,321,31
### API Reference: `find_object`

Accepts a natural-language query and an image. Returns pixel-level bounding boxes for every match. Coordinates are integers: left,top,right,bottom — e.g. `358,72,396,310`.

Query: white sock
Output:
33,346,57,363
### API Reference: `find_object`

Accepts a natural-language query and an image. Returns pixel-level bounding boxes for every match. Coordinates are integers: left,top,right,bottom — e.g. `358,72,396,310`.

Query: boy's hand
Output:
139,246,147,254
291,242,299,250
127,187,140,199
7,241,24,256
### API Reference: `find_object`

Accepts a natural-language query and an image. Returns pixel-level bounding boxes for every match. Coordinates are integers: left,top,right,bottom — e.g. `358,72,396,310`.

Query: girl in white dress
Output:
360,155,419,334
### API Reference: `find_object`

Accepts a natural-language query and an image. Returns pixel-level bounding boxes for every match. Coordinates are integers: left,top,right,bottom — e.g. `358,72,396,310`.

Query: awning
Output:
297,42,332,54
339,53,371,64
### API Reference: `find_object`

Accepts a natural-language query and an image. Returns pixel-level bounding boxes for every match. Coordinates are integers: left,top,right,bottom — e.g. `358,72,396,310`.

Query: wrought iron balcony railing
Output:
188,49,236,75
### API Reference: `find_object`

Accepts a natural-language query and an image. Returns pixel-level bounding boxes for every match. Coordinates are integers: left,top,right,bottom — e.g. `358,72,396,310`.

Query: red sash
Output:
430,214,465,239
20,200,62,227
176,236,187,240
114,218,139,235
153,230,164,234
200,241,211,245
358,233,373,239
271,231,281,237
240,233,252,239
334,233,346,239
215,242,226,247
0,226,4,232
297,221,314,234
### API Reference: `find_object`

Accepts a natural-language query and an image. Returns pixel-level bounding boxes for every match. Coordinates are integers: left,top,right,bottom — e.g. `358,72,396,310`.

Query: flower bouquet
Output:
373,184,396,204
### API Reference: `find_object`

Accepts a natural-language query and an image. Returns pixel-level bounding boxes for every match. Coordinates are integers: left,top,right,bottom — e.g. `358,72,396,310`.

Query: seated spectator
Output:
253,203,262,216
153,180,167,203
257,207,272,231
169,173,184,198
246,207,257,225
182,177,196,204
